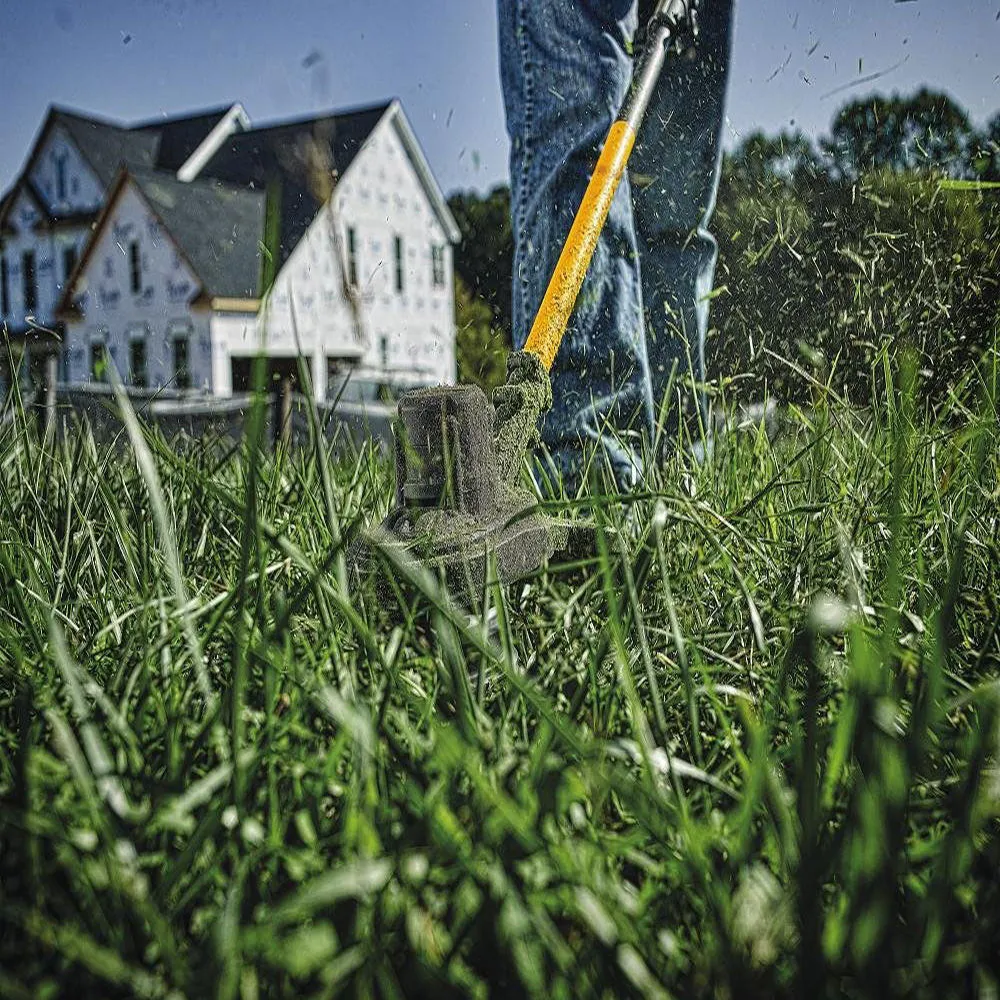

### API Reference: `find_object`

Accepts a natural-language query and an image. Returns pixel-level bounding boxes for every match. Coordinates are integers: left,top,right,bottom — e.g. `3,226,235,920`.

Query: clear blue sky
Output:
1,0,997,198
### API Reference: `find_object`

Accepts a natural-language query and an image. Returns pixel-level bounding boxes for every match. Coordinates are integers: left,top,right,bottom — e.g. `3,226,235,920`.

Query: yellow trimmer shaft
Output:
522,0,697,373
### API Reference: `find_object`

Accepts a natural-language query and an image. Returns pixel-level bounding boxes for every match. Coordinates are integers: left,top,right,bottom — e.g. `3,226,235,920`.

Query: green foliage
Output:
710,151,821,396
0,339,998,997
724,90,999,404
721,128,823,190
447,185,514,345
712,143,998,403
983,113,1000,182
822,88,978,181
455,275,509,393
447,91,998,409
1,86,999,1000
825,170,992,398
449,186,513,395
260,178,282,295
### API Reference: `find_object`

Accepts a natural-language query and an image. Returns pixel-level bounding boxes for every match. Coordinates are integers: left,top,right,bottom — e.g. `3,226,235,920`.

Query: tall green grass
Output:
0,344,998,998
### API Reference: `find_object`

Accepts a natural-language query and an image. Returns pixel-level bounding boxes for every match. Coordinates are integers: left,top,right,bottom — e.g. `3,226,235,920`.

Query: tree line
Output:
448,88,1000,403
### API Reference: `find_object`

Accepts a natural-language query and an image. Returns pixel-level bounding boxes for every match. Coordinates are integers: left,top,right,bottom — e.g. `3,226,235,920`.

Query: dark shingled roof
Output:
1,104,245,232
130,105,237,172
198,101,391,267
2,104,240,202
131,169,266,298
18,101,409,312
52,107,161,186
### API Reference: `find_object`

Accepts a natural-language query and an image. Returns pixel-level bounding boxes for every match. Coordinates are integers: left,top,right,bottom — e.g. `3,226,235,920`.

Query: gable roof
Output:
195,98,459,267
53,107,161,186
133,169,266,298
197,100,392,269
0,103,246,229
31,97,457,318
129,105,239,172
57,167,266,315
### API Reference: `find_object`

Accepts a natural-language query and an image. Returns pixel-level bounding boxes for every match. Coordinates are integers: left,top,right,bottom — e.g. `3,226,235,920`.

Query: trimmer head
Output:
356,383,568,595
354,3,698,601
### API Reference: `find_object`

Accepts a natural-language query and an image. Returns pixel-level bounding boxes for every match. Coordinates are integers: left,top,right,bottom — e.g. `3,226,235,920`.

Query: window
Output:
129,241,142,294
0,257,8,316
431,245,446,288
62,245,78,288
56,155,67,201
129,337,147,388
172,334,190,390
379,334,389,368
90,342,106,382
393,235,404,293
22,250,37,312
346,226,359,286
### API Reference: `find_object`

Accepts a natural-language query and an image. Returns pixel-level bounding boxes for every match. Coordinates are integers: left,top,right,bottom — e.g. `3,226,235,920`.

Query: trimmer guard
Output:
356,384,568,593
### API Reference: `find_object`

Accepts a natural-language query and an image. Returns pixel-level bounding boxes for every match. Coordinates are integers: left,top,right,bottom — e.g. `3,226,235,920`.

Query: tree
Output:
455,276,509,393
713,92,998,404
713,143,822,399
723,129,824,191
822,89,978,182
974,113,1000,330
447,185,513,346
822,169,991,399
980,112,1000,182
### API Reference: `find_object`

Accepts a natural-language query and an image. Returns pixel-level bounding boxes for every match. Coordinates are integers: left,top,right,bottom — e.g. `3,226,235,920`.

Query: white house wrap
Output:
1,100,457,404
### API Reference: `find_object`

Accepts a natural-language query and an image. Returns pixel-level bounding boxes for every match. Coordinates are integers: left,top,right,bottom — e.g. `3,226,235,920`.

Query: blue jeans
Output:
498,0,735,487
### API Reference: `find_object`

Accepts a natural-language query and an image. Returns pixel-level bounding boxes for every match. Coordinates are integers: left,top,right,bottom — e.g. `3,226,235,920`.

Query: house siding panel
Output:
1,191,57,328
31,126,105,216
64,183,211,390
4,100,457,411
1,130,105,343
219,111,456,400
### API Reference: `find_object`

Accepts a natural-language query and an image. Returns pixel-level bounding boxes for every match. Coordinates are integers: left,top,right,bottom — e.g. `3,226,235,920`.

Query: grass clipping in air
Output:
0,342,998,999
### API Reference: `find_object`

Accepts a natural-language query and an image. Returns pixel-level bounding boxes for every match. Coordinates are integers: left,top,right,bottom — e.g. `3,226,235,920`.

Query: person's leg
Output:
498,0,654,490
632,0,736,437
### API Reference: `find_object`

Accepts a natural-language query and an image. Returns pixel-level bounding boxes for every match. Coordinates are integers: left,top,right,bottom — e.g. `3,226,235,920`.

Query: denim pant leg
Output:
632,0,737,429
498,0,655,488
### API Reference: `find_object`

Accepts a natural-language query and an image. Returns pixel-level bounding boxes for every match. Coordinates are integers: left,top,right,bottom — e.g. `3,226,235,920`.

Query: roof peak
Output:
242,99,393,136
45,102,244,133
48,104,127,130
43,99,395,140
127,103,244,132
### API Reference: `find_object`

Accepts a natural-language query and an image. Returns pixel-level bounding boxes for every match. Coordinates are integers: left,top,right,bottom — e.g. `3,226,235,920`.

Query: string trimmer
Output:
356,0,699,591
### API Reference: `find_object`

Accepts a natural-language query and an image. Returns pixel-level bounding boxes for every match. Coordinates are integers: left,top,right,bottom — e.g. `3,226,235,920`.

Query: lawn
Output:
1,348,998,998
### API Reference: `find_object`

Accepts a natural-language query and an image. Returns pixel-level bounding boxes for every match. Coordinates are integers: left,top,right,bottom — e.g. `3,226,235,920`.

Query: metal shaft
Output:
43,351,57,438
522,0,695,372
